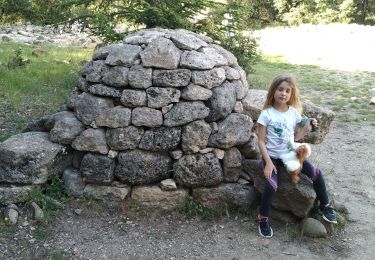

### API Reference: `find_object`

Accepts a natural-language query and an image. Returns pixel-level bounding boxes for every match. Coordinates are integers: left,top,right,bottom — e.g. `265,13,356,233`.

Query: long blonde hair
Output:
263,74,302,114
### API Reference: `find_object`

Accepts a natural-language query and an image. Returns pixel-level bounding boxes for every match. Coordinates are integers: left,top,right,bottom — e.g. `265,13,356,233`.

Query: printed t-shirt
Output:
257,106,301,158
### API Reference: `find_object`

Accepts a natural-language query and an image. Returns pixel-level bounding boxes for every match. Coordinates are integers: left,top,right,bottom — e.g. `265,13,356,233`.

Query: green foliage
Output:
0,0,71,25
183,196,227,220
0,42,92,142
6,47,31,69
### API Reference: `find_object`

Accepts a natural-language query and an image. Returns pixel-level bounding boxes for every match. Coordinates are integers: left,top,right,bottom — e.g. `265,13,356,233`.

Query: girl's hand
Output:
310,118,318,131
264,162,277,179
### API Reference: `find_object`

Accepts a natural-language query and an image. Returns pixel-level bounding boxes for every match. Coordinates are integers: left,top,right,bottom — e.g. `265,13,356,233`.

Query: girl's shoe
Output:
321,205,337,224
256,216,273,238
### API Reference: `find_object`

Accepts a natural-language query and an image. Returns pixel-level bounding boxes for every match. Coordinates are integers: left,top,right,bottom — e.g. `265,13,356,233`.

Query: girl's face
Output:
273,81,292,106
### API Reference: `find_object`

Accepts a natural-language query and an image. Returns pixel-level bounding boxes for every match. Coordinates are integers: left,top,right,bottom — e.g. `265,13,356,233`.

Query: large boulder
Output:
0,132,72,184
242,159,316,218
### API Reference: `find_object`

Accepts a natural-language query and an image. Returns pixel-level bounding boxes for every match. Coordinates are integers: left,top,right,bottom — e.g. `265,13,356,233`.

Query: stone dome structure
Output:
0,28,335,216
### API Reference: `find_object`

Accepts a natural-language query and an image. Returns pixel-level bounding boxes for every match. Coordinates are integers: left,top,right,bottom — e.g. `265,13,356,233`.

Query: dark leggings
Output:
259,158,329,217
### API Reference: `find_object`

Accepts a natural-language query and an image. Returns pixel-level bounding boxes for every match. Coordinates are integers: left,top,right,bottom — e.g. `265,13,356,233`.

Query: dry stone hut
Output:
0,28,335,220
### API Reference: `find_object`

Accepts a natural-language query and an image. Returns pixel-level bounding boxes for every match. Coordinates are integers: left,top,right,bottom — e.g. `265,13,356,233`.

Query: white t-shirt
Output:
257,106,302,158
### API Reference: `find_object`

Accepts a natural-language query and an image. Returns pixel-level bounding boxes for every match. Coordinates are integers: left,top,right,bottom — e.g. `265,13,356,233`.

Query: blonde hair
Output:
263,74,302,114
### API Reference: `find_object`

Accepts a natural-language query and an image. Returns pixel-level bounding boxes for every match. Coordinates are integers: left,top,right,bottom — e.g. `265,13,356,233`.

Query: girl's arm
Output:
257,124,277,179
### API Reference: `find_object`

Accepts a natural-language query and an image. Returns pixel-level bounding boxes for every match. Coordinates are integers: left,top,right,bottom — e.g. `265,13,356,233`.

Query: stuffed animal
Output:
280,143,311,184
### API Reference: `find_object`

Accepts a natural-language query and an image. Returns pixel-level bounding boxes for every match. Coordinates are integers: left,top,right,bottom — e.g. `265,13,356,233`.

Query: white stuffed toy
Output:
280,142,311,184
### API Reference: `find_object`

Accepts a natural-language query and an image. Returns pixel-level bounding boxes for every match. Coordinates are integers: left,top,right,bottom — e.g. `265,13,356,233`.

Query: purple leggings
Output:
259,157,329,217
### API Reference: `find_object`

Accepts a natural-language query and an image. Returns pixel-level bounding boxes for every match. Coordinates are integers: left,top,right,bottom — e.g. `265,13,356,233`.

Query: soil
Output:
0,119,374,260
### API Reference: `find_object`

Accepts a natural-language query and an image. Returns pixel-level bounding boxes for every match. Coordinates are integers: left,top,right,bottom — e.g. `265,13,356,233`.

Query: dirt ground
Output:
1,119,374,260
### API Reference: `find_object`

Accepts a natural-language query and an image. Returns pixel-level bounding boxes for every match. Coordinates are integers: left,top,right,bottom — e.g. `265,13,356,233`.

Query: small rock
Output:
213,148,225,159
301,217,327,238
31,202,44,221
160,179,177,191
7,208,18,225
74,209,82,215
370,97,375,105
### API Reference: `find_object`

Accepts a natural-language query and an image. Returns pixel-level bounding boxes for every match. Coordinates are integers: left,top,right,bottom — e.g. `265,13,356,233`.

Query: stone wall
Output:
0,28,335,220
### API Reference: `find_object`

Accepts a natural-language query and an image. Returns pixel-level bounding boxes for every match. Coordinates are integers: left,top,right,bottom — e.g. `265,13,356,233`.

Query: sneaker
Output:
256,216,273,238
321,205,337,224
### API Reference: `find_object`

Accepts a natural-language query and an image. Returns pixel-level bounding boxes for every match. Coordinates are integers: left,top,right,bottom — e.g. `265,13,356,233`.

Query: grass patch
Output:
248,55,375,124
0,42,92,142
23,175,69,223
33,249,69,260
183,196,229,221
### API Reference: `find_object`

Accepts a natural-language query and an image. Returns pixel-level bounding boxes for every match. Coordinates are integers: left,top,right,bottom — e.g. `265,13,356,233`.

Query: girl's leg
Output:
259,158,279,217
301,160,329,206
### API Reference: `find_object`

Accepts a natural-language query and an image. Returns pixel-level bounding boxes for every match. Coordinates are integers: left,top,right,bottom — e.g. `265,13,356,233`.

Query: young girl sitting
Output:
256,74,337,238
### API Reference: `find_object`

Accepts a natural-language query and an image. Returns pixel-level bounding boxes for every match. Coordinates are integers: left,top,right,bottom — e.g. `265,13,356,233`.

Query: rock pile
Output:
0,28,336,221
0,22,99,47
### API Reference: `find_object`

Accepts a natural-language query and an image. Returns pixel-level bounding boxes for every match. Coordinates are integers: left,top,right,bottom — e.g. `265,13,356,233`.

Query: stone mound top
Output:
0,28,335,220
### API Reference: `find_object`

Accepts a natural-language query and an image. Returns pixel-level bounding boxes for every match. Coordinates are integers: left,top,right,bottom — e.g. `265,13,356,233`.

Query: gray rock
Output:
168,31,208,50
205,81,237,122
208,113,253,149
223,147,242,182
0,186,32,204
132,107,163,127
301,102,336,144
141,37,181,69
88,84,121,97
210,44,238,65
131,185,188,210
80,153,115,184
95,106,132,128
160,179,177,191
242,159,316,218
241,89,267,121
120,89,147,107
72,128,109,154
191,68,226,89
301,218,328,238
92,44,113,60
181,120,211,154
62,167,85,197
124,30,167,45
102,66,129,87
180,50,216,70
238,133,261,159
31,202,44,221
139,126,181,151
174,153,223,187
0,132,72,184
128,65,152,89
232,80,245,100
83,60,109,83
76,77,89,92
199,47,228,66
192,183,258,209
181,84,213,101
50,112,85,144
115,149,173,185
147,87,181,108
75,92,114,125
106,126,144,150
153,69,191,87
105,44,142,66
164,101,210,127
224,66,241,80
7,207,19,225
84,184,130,201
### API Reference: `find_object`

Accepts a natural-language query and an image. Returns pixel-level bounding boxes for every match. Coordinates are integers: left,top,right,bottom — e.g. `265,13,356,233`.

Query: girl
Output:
256,74,336,238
